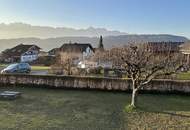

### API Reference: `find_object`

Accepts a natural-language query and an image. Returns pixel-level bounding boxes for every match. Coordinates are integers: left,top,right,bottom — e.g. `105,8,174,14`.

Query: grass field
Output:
0,64,50,71
31,66,50,71
0,87,189,130
177,72,190,80
0,64,7,68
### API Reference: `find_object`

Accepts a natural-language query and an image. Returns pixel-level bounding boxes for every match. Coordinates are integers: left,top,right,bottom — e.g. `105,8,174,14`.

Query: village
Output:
0,0,190,129
0,36,190,78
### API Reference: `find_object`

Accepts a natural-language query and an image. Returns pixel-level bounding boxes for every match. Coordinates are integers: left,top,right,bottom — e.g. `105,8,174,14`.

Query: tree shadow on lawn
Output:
136,94,190,118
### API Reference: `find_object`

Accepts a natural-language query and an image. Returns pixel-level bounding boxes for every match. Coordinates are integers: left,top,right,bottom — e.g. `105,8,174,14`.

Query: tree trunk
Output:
131,88,138,107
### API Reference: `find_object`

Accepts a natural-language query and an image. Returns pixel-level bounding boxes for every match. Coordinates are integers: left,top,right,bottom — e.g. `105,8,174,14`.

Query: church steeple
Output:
98,35,104,51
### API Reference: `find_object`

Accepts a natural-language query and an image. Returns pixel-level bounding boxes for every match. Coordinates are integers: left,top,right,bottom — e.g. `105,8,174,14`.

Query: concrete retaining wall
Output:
0,74,190,93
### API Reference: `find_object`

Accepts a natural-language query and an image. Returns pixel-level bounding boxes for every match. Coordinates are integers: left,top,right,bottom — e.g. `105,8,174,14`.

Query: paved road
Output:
30,70,49,75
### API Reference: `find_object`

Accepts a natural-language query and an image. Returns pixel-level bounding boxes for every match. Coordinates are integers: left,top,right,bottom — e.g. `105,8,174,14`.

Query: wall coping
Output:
0,74,190,82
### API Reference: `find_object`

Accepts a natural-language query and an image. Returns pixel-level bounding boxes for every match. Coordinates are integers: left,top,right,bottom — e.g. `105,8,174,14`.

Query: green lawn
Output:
177,72,190,80
31,66,50,71
0,87,189,130
0,64,50,71
0,64,7,68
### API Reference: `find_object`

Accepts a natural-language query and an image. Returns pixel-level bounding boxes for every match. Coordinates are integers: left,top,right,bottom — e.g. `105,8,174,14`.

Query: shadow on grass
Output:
137,106,190,118
135,94,190,118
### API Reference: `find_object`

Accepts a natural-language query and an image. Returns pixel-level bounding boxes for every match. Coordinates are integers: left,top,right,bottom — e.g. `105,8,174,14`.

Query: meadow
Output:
0,87,189,130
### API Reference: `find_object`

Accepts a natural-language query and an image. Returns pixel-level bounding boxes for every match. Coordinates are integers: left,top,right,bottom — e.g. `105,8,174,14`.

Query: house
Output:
38,51,48,57
180,41,190,64
59,43,95,61
2,44,41,63
48,48,59,57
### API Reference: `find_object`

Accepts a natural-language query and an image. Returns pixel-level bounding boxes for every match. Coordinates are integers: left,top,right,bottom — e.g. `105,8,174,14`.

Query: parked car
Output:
1,63,31,74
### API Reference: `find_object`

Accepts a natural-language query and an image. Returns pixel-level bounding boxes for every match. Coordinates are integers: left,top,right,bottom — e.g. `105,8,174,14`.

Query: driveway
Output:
30,70,49,75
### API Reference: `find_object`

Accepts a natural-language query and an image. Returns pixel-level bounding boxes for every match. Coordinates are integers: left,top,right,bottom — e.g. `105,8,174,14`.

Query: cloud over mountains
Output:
0,23,188,52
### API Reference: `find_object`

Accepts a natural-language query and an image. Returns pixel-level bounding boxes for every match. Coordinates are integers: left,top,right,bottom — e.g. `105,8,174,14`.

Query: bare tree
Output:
55,52,79,75
102,43,185,108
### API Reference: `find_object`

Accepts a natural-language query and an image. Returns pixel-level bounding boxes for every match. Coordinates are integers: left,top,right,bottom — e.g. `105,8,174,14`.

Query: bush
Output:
49,65,64,75
32,56,56,66
87,67,103,75
124,105,137,113
70,67,80,75
49,65,81,76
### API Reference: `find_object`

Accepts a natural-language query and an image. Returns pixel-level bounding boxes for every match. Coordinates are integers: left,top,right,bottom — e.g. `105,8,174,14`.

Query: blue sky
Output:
0,0,189,38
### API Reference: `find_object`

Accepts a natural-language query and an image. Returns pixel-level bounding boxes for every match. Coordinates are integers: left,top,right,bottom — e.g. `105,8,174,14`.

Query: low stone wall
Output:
0,74,190,93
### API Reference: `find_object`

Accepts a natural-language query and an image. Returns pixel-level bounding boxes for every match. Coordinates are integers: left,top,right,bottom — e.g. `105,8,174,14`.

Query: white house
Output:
82,46,94,60
59,43,95,61
2,44,41,63
21,50,39,62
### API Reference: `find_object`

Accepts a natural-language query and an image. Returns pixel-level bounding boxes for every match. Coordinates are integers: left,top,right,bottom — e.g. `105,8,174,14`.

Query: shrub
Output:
125,105,137,113
87,67,103,75
49,65,64,75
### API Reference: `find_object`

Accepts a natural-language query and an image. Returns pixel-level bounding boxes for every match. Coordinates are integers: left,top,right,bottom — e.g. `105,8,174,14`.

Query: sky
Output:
0,0,189,38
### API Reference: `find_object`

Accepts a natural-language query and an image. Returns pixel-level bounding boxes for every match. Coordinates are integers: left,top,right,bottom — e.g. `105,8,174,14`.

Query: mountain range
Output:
0,23,189,52
0,23,127,38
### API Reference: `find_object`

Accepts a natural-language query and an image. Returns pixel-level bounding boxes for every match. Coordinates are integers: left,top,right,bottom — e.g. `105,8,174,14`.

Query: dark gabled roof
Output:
48,48,59,53
60,43,94,53
2,44,41,57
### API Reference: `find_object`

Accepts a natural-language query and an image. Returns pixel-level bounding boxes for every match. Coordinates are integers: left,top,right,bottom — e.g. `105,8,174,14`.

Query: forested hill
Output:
0,34,188,52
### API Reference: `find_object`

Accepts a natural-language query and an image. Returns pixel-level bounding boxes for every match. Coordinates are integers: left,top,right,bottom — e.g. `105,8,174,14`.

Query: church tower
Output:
98,35,104,51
